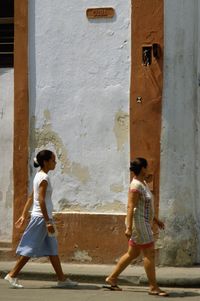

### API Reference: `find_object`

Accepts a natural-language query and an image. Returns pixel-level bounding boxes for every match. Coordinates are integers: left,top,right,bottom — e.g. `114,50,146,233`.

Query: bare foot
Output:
105,276,117,285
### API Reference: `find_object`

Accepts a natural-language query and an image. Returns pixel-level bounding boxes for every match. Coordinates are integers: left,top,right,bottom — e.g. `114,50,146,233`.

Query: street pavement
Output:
0,279,200,301
0,261,200,288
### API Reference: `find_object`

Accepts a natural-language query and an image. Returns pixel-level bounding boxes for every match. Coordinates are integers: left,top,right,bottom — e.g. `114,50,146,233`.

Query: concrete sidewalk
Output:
0,261,200,288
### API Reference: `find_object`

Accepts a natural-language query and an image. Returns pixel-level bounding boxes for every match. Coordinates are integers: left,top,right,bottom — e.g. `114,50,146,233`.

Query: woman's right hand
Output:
15,216,26,229
46,223,55,234
125,228,132,240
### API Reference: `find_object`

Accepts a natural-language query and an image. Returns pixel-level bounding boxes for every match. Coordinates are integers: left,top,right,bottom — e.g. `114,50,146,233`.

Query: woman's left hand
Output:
155,218,165,230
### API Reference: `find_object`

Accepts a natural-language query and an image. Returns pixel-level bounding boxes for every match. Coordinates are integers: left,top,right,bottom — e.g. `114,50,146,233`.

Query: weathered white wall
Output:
28,1,131,212
0,68,14,241
160,0,200,265
196,0,200,263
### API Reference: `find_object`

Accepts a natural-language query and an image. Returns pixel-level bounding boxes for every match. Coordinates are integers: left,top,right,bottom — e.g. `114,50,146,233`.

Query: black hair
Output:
129,157,148,176
33,150,53,168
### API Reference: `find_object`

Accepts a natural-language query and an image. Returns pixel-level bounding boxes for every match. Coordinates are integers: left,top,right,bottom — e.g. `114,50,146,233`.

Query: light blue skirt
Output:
16,216,58,257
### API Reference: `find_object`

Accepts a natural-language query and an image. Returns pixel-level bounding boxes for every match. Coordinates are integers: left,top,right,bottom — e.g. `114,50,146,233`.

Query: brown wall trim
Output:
130,0,164,217
13,0,29,246
55,213,128,263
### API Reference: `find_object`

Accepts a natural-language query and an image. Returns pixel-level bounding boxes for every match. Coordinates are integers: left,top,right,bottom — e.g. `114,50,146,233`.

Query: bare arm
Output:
38,180,55,234
15,192,33,228
125,190,139,239
38,180,50,222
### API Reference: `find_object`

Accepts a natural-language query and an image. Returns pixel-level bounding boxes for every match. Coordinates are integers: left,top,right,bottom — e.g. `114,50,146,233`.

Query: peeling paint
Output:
113,110,129,151
94,200,125,212
5,169,13,209
72,250,92,262
71,162,90,185
43,109,51,122
58,198,125,213
110,183,124,193
28,0,131,222
158,214,197,266
30,113,90,184
58,198,80,211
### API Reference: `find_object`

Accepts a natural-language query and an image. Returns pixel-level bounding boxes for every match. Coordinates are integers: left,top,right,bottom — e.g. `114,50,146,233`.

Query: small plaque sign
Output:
86,7,115,19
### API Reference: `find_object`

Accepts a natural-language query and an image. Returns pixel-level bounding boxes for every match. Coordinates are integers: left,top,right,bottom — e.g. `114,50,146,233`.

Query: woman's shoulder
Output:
34,171,49,183
130,178,143,192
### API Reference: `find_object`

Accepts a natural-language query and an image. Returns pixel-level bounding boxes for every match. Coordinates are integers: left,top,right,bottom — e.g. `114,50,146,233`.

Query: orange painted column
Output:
130,0,164,217
13,0,29,246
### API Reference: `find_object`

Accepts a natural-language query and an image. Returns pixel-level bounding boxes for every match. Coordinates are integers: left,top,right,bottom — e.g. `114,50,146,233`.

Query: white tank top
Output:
31,170,54,218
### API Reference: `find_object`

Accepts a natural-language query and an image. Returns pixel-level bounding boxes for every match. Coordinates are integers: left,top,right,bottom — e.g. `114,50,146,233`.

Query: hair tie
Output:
34,157,39,165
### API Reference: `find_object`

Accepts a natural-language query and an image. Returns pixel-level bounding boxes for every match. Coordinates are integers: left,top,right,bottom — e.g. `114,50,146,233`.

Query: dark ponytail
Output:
33,150,53,168
130,158,148,176
33,157,40,168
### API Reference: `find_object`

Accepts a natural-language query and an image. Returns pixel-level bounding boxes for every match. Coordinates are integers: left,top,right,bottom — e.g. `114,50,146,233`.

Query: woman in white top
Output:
4,150,78,289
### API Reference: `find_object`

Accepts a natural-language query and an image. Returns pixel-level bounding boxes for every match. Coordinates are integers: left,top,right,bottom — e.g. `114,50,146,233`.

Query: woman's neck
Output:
134,175,145,182
40,167,49,174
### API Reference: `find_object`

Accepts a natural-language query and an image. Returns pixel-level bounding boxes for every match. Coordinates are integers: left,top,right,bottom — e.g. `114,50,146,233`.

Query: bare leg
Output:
49,255,66,281
142,246,158,289
143,245,167,295
106,245,140,284
9,256,30,277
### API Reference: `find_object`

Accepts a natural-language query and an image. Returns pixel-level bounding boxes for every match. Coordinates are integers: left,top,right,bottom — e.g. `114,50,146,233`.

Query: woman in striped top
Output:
105,158,168,296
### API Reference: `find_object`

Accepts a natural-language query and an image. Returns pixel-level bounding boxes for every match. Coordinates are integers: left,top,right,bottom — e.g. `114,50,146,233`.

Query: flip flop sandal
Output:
148,290,169,296
105,277,122,291
103,285,122,291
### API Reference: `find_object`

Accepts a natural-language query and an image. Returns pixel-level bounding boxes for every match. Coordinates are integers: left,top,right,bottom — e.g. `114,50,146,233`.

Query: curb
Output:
1,269,200,288
139,275,200,288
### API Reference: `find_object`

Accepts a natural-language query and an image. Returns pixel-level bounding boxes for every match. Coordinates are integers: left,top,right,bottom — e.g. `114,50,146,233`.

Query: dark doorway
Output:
0,0,14,68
